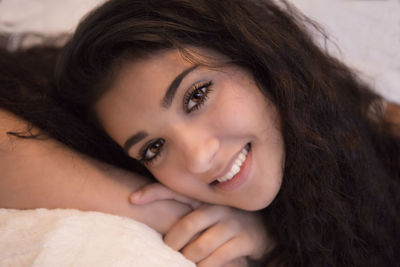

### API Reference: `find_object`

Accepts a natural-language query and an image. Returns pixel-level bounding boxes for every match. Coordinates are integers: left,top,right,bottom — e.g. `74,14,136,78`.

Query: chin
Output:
236,198,274,211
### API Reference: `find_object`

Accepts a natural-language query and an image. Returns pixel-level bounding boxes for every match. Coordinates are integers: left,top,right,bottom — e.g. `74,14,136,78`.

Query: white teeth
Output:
232,165,240,173
238,153,246,161
216,145,250,183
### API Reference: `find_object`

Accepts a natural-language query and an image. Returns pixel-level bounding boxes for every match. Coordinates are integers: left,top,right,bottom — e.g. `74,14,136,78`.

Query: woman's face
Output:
96,48,285,210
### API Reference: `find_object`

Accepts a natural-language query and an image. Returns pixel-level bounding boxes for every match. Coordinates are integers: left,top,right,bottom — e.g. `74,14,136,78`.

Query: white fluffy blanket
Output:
0,208,195,267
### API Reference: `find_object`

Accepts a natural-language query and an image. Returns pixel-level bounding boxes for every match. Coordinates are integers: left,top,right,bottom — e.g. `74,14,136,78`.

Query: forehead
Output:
111,49,190,105
95,49,192,144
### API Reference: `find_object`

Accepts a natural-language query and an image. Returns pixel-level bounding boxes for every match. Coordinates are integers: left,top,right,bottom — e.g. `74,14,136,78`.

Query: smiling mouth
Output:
214,143,251,184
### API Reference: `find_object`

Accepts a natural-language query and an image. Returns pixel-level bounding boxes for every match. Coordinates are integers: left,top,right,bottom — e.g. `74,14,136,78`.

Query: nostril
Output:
185,137,219,174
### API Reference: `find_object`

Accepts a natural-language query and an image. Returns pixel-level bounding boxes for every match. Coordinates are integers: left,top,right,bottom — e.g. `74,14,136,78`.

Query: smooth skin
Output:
96,47,400,265
0,109,187,233
96,48,285,211
132,183,271,266
0,108,269,266
95,47,283,265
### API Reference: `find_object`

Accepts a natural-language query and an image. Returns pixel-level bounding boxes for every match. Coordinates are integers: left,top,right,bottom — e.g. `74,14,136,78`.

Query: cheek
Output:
151,165,192,194
209,90,260,134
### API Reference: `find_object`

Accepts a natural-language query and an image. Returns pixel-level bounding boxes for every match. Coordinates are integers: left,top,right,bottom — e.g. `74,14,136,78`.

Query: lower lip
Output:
214,144,252,191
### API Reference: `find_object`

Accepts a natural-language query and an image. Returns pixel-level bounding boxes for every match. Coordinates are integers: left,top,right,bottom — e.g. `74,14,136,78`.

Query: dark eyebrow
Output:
123,131,148,154
161,65,198,108
124,65,198,154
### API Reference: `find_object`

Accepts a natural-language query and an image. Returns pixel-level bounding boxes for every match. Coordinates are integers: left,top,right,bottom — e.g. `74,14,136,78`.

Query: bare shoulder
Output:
0,108,30,146
385,102,400,124
0,108,28,133
0,108,44,150
384,101,400,136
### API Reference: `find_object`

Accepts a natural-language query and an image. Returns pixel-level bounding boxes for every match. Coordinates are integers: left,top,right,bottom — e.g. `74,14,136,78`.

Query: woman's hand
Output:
165,204,267,267
130,183,270,266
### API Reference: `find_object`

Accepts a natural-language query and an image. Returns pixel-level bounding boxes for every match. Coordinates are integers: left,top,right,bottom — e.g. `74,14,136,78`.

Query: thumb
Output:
129,183,202,209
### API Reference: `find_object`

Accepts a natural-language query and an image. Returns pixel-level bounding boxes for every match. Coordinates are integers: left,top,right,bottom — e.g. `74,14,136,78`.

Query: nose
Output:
172,125,219,174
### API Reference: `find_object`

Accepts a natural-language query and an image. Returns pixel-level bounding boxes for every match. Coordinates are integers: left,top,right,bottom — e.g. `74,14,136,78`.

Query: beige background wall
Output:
0,0,399,102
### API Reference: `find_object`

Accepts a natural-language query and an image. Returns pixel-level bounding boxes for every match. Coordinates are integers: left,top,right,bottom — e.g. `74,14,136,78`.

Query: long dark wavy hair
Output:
0,45,149,175
3,0,399,266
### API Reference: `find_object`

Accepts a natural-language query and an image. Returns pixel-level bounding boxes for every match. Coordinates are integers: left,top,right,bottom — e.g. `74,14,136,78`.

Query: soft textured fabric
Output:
0,208,195,267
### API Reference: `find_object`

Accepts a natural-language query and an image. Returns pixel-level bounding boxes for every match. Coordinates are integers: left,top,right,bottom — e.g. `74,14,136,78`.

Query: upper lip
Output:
209,145,247,184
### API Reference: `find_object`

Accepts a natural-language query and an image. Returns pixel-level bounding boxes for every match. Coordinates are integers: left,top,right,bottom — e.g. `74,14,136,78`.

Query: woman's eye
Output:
184,81,212,113
188,87,206,110
140,138,165,163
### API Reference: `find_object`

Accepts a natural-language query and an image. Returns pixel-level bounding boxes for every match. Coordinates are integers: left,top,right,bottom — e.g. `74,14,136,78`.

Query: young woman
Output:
2,0,400,266
52,0,400,266
0,47,268,266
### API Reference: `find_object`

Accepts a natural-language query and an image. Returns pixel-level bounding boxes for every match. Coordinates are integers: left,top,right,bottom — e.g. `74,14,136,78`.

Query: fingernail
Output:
130,191,142,203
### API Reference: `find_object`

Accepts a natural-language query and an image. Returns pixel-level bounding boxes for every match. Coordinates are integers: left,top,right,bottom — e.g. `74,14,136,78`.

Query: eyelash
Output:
138,138,165,165
139,80,213,165
183,81,213,113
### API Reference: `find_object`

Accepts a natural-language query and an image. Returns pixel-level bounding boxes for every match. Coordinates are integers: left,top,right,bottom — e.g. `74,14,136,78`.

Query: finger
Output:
223,257,249,267
129,183,168,204
181,219,241,263
197,236,251,267
164,205,228,251
129,183,201,209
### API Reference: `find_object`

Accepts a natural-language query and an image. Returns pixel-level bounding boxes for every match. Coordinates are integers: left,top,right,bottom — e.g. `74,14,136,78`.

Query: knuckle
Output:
180,218,197,234
218,250,233,262
224,217,242,232
185,241,209,258
195,241,208,254
200,251,229,267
